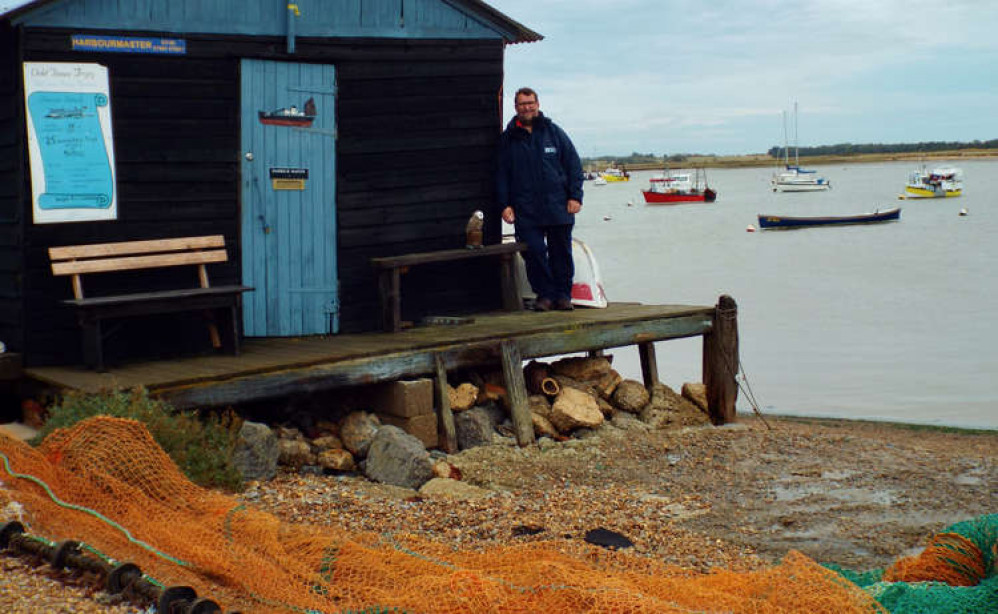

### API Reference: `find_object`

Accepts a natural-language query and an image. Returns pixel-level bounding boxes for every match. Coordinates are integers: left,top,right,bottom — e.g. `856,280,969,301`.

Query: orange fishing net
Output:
1,417,886,613
883,532,987,586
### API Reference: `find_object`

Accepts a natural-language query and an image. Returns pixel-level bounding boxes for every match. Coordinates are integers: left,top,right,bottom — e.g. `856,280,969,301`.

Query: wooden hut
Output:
0,0,540,367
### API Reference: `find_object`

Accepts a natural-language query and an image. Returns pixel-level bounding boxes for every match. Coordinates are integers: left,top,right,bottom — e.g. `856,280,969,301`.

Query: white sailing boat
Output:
772,101,831,192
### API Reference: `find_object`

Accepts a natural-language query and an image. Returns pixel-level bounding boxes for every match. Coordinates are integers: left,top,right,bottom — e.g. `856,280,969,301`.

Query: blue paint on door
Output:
240,59,338,337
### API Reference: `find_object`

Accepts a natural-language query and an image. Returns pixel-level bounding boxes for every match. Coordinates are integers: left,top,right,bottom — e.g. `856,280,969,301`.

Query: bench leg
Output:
378,268,402,333
228,304,241,356
79,316,105,371
203,309,222,349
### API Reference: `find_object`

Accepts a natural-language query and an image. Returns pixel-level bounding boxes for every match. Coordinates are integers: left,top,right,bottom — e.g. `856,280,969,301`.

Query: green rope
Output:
0,450,190,568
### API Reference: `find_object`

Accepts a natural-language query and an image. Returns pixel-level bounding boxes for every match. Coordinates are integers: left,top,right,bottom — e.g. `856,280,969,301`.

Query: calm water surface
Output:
570,159,997,430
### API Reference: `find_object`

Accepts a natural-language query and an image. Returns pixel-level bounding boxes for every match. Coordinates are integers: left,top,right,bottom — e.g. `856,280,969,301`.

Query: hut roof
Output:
0,0,542,43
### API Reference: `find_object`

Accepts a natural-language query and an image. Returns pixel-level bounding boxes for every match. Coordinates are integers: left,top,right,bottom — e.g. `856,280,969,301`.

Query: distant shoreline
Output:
591,149,998,171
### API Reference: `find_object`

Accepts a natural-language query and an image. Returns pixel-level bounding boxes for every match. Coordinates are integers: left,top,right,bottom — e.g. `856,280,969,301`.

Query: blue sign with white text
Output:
71,35,186,55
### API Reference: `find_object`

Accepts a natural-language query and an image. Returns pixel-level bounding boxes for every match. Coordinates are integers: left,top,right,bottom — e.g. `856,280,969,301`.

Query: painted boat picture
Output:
259,97,316,127
757,207,901,229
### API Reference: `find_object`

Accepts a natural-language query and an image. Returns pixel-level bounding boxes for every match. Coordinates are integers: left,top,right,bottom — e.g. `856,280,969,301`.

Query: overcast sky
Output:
490,0,998,156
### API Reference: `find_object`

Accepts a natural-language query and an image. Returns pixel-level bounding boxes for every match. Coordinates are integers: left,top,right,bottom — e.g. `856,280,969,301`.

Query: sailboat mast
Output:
793,100,799,167
781,110,789,167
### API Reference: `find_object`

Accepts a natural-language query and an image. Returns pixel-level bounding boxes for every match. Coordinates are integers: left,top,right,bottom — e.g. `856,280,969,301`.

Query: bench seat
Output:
50,235,252,370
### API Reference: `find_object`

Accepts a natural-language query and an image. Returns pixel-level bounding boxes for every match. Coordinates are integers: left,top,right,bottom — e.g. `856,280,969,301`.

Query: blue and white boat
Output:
771,102,830,192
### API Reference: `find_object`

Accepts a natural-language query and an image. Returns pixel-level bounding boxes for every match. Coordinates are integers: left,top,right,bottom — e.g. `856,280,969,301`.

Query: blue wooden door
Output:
240,60,338,336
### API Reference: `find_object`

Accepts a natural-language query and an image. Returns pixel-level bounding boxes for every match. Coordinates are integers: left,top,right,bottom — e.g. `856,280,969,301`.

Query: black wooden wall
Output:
0,24,24,354
6,27,506,366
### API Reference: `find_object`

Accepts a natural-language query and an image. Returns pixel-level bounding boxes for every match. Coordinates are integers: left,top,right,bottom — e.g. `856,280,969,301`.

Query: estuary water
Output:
569,159,997,430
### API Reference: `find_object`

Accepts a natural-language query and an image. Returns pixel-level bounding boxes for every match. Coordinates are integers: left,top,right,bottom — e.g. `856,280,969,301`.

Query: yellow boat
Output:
899,166,962,199
599,167,630,182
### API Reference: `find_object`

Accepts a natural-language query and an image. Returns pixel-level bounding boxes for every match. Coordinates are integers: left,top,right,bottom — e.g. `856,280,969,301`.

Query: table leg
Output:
379,268,402,332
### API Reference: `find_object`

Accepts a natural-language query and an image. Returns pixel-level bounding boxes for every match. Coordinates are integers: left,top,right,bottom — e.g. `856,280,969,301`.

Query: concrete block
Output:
378,412,438,449
371,378,434,418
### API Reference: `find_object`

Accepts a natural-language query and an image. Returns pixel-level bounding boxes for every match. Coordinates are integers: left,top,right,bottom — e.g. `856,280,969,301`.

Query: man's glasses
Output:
515,101,538,108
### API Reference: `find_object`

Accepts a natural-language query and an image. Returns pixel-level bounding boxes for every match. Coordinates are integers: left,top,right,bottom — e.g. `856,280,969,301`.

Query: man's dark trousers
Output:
517,223,574,302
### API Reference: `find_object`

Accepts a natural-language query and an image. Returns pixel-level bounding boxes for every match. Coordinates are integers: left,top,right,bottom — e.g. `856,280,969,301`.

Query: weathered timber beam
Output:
638,341,659,390
703,295,739,424
500,340,534,446
158,313,714,409
434,353,458,453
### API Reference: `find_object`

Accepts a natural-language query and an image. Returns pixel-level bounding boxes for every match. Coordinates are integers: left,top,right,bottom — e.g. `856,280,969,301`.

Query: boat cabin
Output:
0,0,540,367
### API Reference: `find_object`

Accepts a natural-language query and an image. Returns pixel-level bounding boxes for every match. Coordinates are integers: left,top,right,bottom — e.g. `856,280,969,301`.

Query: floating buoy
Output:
746,224,756,233
959,208,968,216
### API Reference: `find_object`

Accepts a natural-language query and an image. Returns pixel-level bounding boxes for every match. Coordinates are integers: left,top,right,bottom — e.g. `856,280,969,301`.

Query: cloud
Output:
491,0,998,154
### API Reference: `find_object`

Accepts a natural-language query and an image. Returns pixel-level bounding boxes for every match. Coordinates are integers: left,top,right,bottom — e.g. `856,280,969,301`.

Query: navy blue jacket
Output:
496,112,583,227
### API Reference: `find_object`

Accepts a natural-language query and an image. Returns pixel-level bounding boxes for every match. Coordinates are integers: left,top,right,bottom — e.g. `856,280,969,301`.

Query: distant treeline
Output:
767,139,998,159
582,140,998,166
583,152,695,166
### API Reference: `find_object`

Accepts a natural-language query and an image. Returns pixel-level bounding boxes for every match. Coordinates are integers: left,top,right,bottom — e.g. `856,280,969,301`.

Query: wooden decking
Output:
24,302,722,412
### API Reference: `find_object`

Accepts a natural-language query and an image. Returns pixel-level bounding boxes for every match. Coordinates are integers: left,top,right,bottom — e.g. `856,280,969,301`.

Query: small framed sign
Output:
270,167,308,191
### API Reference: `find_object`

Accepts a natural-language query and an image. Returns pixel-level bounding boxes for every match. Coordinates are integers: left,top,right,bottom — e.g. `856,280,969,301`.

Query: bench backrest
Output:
49,235,229,299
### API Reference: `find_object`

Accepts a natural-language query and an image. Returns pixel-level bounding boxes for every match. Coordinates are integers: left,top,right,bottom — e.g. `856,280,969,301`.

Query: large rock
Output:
594,370,623,400
550,387,604,432
448,383,479,412
363,425,434,489
612,380,650,414
340,411,381,458
277,438,315,468
531,412,559,438
317,448,355,472
550,356,612,381
681,382,708,413
455,407,495,450
528,394,552,418
232,421,279,482
640,383,711,428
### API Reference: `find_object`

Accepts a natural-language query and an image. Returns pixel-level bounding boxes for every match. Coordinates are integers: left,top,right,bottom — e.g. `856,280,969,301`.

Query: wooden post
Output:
434,353,458,453
498,254,522,311
703,295,739,425
638,341,659,390
500,339,534,446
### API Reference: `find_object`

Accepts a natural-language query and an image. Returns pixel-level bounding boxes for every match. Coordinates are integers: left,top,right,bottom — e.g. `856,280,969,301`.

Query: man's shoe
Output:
534,298,553,312
555,298,575,311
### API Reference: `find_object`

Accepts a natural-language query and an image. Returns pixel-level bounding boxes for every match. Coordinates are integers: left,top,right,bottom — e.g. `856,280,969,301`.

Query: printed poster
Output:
23,62,117,223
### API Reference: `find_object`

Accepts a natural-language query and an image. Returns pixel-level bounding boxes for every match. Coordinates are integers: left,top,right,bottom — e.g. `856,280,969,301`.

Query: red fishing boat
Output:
642,168,717,204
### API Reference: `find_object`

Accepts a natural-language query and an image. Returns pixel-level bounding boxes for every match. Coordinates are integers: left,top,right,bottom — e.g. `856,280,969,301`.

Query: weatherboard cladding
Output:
12,0,511,40
8,17,506,365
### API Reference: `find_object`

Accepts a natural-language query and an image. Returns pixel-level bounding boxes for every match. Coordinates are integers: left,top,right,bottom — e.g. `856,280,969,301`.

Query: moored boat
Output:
757,207,901,229
899,166,962,199
642,168,717,204
599,166,630,182
771,101,830,192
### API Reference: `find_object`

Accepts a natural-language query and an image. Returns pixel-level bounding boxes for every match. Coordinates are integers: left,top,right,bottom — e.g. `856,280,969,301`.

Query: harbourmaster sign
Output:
71,35,186,55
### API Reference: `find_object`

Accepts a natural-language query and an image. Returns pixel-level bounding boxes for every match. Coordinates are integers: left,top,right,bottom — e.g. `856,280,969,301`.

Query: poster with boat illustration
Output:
23,62,117,224
258,97,316,127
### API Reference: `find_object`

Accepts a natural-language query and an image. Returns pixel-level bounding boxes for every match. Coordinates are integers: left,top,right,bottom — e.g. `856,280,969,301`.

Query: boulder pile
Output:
239,355,711,491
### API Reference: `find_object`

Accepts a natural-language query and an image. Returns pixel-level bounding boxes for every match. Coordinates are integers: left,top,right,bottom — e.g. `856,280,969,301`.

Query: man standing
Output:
496,87,584,312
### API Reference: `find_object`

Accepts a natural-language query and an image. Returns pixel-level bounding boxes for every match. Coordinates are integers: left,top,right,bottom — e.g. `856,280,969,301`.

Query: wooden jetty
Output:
24,299,739,448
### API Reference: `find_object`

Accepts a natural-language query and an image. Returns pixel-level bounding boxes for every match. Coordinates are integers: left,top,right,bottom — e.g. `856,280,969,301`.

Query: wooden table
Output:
371,242,527,332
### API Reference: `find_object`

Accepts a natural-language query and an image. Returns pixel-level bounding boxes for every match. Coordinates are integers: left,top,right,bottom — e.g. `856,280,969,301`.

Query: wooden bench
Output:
49,235,253,371
370,242,527,333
